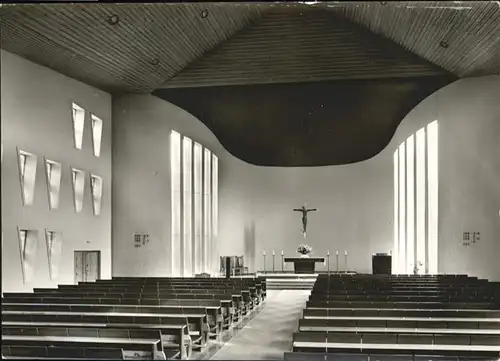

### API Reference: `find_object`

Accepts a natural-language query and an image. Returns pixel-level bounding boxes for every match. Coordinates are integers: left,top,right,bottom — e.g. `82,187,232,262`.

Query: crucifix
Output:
293,202,317,237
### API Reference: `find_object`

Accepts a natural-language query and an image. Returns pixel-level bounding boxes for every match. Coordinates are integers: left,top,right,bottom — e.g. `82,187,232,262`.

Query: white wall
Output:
111,96,393,277
112,95,242,276
1,50,112,292
220,161,393,274
404,76,500,280
230,76,500,281
113,77,499,281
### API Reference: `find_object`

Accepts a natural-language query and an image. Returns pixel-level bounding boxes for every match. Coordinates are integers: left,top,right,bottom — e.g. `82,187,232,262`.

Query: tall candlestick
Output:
344,250,348,273
336,250,339,273
327,250,330,275
272,251,275,272
281,251,284,272
263,252,266,274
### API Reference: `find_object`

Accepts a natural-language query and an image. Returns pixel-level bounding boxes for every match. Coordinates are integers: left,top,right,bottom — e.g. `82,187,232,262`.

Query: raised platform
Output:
257,272,318,290
230,271,357,290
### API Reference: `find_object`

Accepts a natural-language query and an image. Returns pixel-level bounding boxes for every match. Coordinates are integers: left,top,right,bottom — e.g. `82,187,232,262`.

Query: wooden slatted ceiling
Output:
0,3,263,93
328,1,500,77
163,8,449,88
1,2,498,93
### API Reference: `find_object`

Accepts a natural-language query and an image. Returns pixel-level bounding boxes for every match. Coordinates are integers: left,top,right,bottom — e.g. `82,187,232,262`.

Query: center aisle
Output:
210,290,310,360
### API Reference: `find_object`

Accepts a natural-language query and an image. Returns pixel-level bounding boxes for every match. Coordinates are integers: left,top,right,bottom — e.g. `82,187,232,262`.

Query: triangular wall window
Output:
45,159,62,210
90,174,103,216
71,167,85,213
18,149,37,206
18,228,39,284
72,103,85,150
91,114,103,157
45,229,63,280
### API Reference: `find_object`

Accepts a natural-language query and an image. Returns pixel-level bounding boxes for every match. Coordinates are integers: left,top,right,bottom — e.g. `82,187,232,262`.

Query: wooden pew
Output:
306,300,500,310
2,313,191,359
284,351,500,361
2,327,166,360
291,331,500,356
1,276,266,359
287,274,500,360
63,285,258,311
2,309,207,352
2,344,125,359
2,322,188,360
298,318,500,334
7,288,249,316
83,278,266,302
302,308,500,319
3,302,221,343
3,291,242,325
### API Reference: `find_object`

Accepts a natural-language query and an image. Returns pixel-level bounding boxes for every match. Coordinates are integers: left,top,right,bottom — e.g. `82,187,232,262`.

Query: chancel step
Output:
259,273,318,290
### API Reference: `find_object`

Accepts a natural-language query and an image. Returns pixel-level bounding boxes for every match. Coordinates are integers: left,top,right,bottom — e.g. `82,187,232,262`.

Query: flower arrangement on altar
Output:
297,244,312,256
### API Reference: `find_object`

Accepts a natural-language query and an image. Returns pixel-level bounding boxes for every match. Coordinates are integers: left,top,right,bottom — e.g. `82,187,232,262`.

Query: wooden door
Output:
85,251,100,282
74,251,85,283
74,250,101,283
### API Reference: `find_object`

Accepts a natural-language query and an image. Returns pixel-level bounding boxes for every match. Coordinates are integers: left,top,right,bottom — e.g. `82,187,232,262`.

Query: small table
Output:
284,257,325,274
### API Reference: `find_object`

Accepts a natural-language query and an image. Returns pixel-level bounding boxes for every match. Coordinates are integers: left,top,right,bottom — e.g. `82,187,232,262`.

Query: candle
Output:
336,250,339,256
263,250,266,256
272,249,275,256
345,250,348,256
327,250,330,256
281,250,284,255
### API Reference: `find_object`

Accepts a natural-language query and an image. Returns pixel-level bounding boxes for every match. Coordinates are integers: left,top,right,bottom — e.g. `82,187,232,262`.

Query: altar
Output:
284,257,325,274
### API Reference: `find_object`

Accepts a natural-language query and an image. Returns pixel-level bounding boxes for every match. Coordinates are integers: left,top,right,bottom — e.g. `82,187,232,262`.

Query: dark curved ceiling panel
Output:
3,2,490,167
154,76,455,167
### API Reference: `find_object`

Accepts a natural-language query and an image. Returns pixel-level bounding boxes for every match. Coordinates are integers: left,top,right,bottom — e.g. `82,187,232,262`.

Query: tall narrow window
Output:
393,149,399,274
72,103,85,150
18,228,38,284
45,229,63,280
171,130,218,277
170,131,182,276
90,174,103,216
182,137,193,276
416,128,426,274
211,154,219,274
18,150,37,206
398,143,406,274
45,159,62,210
406,135,415,274
91,114,103,157
394,121,438,275
71,168,85,213
427,121,439,274
193,143,203,274
203,148,212,273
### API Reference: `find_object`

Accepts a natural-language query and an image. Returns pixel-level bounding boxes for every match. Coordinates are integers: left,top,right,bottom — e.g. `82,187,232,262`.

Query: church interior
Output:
1,1,500,360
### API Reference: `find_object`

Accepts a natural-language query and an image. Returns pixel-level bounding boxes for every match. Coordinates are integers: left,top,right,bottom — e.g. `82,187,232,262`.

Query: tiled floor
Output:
210,290,310,360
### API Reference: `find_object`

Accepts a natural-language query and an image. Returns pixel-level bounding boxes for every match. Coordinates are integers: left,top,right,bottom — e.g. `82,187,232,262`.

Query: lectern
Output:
372,253,392,275
284,257,325,274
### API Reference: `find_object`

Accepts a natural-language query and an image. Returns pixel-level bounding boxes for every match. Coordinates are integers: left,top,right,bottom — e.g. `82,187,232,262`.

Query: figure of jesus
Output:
293,203,317,236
